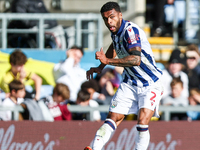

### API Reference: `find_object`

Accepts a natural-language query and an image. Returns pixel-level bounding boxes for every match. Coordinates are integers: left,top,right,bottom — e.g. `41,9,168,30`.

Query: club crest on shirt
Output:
111,101,118,108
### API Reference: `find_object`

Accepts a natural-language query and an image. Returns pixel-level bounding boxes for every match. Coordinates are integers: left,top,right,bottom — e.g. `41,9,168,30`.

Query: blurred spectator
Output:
154,0,174,37
94,68,118,104
187,88,200,121
162,77,188,106
162,77,188,120
0,49,42,100
161,48,189,99
147,0,174,37
110,67,123,88
183,44,200,90
80,80,107,120
53,46,87,102
0,80,25,121
73,90,101,122
81,79,106,104
21,98,45,121
9,0,57,29
47,83,72,121
7,0,59,49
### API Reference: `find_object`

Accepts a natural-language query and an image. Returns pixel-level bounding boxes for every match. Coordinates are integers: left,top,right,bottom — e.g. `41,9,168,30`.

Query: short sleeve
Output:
124,26,141,50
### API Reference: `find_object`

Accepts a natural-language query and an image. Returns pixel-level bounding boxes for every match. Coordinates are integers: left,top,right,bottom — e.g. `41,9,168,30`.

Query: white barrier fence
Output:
1,105,200,121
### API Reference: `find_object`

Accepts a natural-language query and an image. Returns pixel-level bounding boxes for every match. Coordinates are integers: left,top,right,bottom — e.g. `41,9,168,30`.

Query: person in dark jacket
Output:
9,0,57,29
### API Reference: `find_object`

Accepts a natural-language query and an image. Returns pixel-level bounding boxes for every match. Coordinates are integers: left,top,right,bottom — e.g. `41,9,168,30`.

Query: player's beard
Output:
110,19,122,34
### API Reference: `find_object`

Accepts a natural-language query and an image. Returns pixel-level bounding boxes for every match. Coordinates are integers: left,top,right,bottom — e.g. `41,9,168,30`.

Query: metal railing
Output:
0,105,24,120
159,105,200,121
1,105,200,121
0,13,103,50
68,105,200,121
68,105,109,121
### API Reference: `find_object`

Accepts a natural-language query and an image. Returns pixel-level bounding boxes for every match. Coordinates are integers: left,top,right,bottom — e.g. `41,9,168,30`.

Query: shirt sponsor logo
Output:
127,34,140,44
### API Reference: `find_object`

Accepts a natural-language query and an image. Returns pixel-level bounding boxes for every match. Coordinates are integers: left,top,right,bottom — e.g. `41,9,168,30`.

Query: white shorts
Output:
109,79,163,118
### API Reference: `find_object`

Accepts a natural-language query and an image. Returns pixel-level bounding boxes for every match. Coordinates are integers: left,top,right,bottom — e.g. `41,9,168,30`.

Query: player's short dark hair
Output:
100,1,121,13
77,90,90,102
81,79,99,92
53,83,70,100
9,49,27,65
70,45,84,55
9,79,25,92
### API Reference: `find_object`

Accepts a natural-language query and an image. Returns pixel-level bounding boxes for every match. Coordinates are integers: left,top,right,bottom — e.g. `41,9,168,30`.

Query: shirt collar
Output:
117,19,126,35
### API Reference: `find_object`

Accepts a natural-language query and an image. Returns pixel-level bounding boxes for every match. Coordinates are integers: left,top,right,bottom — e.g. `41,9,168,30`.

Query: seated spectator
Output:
183,44,200,90
161,48,189,100
94,68,117,104
21,97,53,121
104,67,123,89
47,83,72,121
162,77,188,120
162,77,188,106
0,49,42,100
53,46,87,102
21,98,46,121
73,90,101,122
9,0,57,29
81,79,106,105
187,88,200,121
0,80,25,121
95,68,115,96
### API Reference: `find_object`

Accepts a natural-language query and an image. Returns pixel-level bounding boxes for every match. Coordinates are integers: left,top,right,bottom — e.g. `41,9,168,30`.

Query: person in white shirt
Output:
162,77,188,120
162,77,188,106
0,79,25,121
53,46,87,102
75,90,101,122
161,48,189,100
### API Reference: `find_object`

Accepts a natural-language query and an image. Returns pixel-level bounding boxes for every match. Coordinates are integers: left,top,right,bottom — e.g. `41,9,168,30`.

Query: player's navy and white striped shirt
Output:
111,19,162,87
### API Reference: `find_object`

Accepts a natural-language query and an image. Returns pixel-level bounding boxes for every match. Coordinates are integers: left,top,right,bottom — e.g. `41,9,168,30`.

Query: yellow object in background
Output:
0,51,56,87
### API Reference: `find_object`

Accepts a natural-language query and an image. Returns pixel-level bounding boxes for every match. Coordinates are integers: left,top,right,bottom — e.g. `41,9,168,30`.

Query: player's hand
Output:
96,48,108,65
86,67,102,80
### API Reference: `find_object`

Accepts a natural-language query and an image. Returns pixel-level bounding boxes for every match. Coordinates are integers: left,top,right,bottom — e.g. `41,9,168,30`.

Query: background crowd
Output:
0,43,200,122
0,0,200,122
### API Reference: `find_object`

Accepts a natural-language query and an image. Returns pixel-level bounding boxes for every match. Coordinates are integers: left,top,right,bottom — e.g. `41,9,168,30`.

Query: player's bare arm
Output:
96,43,116,70
105,43,117,59
86,43,115,80
96,46,141,67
